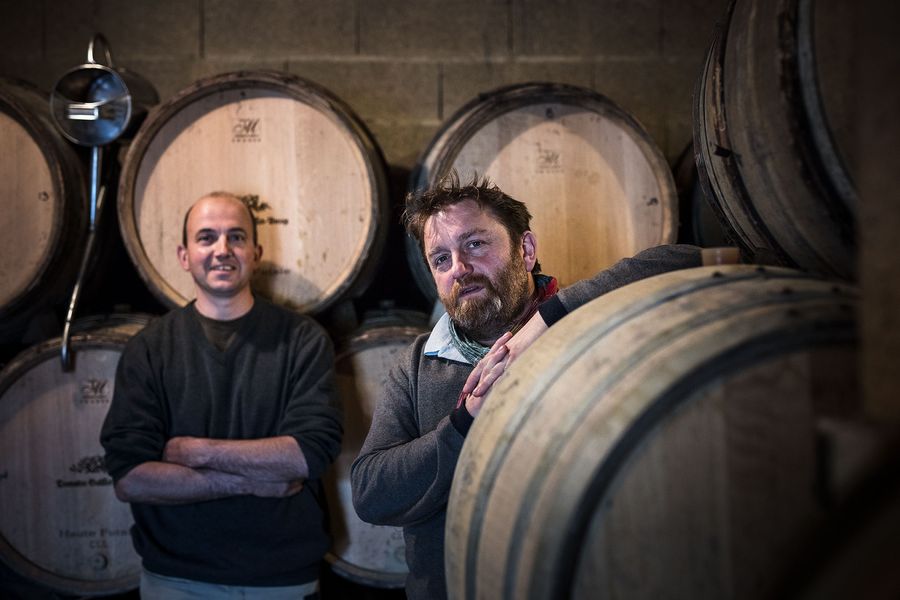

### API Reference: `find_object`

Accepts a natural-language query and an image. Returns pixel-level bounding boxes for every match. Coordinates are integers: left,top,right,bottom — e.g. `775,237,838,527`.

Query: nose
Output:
213,234,232,256
449,253,471,280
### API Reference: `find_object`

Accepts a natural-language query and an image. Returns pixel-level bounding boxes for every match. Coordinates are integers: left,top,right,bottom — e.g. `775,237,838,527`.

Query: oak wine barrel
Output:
693,0,857,280
408,82,677,302
673,142,730,248
447,265,858,600
118,70,390,313
0,315,151,595
0,78,86,333
324,311,429,587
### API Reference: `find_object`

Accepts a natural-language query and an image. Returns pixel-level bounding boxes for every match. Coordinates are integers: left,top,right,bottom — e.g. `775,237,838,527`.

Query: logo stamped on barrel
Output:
535,142,563,173
233,118,261,142
70,455,107,475
79,379,110,404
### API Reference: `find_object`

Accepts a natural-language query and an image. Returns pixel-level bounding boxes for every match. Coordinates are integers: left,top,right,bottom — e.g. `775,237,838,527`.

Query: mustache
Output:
451,275,495,303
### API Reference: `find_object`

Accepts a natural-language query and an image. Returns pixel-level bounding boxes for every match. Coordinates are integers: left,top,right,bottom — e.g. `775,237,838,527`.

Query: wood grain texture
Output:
118,71,389,313
409,83,677,301
325,316,428,587
0,80,86,319
0,317,148,595
693,0,856,280
446,265,859,600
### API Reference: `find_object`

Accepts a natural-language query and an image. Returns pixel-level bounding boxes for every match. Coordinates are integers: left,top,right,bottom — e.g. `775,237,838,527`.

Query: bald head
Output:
182,192,258,247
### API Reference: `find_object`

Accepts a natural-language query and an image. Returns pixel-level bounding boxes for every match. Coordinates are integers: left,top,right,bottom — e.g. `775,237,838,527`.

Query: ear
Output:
177,245,190,272
521,231,537,272
254,244,263,264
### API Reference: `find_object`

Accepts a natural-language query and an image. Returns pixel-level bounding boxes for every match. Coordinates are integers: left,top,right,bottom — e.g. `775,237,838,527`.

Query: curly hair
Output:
403,172,541,273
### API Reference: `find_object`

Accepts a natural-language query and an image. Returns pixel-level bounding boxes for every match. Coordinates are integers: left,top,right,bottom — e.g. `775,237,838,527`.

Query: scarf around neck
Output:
448,273,559,365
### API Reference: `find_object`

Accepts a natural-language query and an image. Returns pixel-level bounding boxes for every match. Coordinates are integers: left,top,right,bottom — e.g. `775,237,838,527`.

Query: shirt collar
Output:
423,312,472,365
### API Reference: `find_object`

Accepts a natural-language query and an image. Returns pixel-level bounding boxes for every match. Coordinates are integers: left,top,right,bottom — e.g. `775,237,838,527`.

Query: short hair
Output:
402,172,541,273
182,191,258,246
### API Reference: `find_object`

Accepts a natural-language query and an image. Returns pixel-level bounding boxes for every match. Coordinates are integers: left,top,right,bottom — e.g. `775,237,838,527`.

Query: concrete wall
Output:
0,0,727,169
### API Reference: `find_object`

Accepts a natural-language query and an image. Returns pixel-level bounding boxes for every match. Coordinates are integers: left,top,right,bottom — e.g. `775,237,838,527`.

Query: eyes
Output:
430,239,487,270
195,230,248,245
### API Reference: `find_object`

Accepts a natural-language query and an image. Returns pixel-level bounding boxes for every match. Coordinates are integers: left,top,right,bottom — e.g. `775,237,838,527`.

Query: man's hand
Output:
163,436,208,468
462,312,551,407
462,332,512,418
162,435,308,481
249,477,304,498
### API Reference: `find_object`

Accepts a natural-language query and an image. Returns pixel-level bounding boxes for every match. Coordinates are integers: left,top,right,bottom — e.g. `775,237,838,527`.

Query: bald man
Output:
101,192,341,599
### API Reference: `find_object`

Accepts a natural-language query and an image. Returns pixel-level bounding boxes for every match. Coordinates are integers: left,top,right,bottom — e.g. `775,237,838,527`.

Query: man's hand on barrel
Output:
463,312,552,412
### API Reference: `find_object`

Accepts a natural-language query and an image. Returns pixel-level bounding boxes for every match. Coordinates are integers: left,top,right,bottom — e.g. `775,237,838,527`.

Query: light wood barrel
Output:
118,70,389,313
0,315,151,595
408,82,677,301
0,79,86,324
447,265,858,600
325,312,429,587
694,0,857,280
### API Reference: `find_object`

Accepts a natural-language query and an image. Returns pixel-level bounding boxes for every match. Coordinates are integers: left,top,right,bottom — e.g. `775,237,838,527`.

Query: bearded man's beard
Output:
441,250,532,342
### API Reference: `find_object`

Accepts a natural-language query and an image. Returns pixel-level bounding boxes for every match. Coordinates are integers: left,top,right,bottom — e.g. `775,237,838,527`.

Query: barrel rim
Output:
547,322,857,599
0,535,138,598
0,321,147,399
410,81,672,193
447,265,859,599
335,321,429,360
325,552,407,589
0,319,146,595
326,321,426,587
0,78,87,319
692,0,857,280
116,69,390,313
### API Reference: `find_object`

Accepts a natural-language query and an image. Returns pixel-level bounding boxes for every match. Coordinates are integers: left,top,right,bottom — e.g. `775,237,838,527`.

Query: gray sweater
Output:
350,244,701,599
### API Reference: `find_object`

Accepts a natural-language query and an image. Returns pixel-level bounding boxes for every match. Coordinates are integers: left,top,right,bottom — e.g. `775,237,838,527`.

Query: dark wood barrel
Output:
778,441,900,600
447,265,859,600
0,315,151,596
324,311,429,588
0,79,86,330
673,142,730,248
117,70,390,314
693,0,857,280
408,82,677,302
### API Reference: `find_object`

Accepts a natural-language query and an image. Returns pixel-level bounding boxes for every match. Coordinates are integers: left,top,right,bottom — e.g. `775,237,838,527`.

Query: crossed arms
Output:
113,435,308,505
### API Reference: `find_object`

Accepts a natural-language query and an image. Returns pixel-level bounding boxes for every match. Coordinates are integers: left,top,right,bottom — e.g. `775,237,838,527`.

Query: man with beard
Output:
350,175,701,600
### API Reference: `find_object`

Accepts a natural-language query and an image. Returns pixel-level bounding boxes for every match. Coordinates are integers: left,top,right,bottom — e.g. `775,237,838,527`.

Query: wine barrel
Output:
0,315,151,595
408,82,677,302
673,142,730,248
0,79,87,330
118,70,390,314
779,440,900,600
693,0,857,280
447,265,858,600
325,311,429,587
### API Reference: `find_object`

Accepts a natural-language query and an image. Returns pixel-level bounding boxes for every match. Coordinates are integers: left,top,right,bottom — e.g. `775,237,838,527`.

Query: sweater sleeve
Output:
280,319,343,481
351,343,466,527
538,244,702,326
100,333,169,482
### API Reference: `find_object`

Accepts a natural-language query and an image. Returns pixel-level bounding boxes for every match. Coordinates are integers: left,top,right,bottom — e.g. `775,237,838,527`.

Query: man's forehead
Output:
188,196,252,228
424,201,500,237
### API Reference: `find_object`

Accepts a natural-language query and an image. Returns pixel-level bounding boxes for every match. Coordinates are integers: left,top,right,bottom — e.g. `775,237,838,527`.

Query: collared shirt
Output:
422,312,471,365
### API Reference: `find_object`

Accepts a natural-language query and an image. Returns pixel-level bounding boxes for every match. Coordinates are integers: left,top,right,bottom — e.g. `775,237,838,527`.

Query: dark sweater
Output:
100,298,342,586
351,244,702,599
